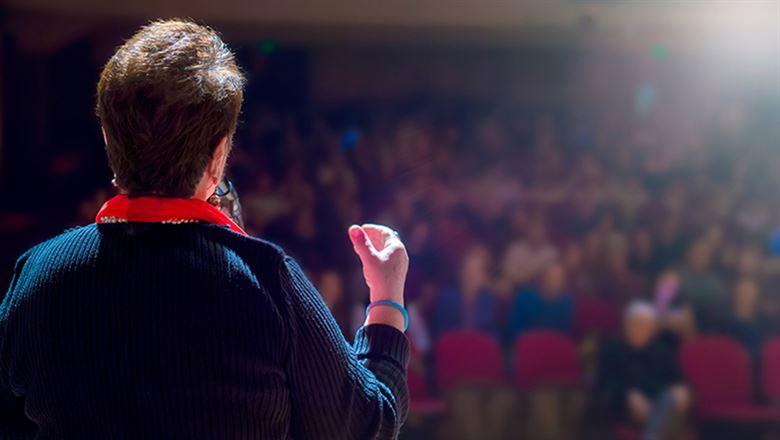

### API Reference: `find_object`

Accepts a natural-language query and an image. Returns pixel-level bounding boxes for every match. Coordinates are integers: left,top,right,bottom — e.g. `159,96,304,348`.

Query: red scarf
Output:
96,194,247,236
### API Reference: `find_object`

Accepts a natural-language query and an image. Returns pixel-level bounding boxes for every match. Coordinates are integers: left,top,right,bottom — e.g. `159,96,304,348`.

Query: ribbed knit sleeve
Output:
0,251,38,439
279,256,409,440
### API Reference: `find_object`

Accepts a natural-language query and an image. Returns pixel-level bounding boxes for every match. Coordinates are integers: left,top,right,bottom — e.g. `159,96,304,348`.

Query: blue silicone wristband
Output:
365,300,409,331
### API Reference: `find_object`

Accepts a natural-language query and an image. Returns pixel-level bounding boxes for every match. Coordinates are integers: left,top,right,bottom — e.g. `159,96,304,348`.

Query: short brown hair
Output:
97,19,245,197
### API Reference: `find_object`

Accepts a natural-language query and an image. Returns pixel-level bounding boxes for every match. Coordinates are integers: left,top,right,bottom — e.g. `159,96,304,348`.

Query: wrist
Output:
369,289,404,307
365,299,408,332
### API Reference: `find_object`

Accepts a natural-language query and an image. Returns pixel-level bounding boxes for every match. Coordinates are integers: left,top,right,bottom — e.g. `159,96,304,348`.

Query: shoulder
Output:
196,225,289,272
11,224,100,272
199,227,324,304
11,223,293,292
200,225,286,258
2,225,98,312
194,226,304,299
26,224,98,252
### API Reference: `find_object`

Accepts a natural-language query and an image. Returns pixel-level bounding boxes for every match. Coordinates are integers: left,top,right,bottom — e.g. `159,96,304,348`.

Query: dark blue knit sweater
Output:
0,223,409,439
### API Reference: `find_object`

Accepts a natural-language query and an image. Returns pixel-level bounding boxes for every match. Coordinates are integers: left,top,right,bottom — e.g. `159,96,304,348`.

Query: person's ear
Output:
208,136,229,184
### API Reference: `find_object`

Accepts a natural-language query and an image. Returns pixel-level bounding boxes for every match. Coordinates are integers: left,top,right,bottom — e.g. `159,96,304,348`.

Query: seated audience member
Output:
631,227,662,277
654,215,687,269
498,218,559,295
433,244,499,336
726,278,771,358
508,263,573,340
514,268,584,440
561,242,593,296
595,238,648,304
597,302,691,440
317,269,350,336
678,240,729,332
436,245,514,440
736,245,766,279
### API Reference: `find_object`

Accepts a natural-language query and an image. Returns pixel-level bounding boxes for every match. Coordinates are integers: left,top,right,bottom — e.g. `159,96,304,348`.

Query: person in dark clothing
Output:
724,278,773,401
0,20,410,439
725,278,772,358
597,301,690,440
677,240,729,333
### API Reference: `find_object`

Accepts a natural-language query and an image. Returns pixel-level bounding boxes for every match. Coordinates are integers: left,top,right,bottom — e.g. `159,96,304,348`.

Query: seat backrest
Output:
573,296,620,338
407,368,431,401
513,330,582,389
680,335,753,408
762,337,780,400
435,330,503,390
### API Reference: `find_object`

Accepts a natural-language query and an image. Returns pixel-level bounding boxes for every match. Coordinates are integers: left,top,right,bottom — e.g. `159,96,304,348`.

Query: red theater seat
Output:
434,330,504,391
613,423,641,440
513,331,582,389
573,296,620,338
681,335,780,422
407,368,445,414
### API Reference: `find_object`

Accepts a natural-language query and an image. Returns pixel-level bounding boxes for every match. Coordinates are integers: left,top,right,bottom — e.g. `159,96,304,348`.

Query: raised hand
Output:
348,224,409,330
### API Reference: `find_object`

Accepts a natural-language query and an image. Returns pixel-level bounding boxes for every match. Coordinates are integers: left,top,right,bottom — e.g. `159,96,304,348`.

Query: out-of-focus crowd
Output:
225,99,780,439
224,101,780,339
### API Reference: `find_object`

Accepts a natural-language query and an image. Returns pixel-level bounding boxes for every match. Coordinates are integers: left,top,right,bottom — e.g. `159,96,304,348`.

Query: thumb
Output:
349,225,377,262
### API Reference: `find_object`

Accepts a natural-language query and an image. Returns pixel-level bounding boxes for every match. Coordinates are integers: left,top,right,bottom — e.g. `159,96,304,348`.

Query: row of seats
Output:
408,330,582,415
410,329,780,425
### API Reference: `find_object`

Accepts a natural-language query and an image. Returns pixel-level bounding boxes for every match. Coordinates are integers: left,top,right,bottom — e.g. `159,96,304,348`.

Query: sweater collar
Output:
95,194,247,236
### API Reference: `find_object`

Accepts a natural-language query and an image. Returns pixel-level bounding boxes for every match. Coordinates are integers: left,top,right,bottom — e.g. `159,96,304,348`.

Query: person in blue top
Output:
433,244,513,440
508,263,573,340
433,244,499,336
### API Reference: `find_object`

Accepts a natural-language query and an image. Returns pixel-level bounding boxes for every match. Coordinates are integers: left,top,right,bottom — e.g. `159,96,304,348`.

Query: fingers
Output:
349,225,378,262
361,224,389,251
361,224,403,252
349,223,406,263
377,241,406,263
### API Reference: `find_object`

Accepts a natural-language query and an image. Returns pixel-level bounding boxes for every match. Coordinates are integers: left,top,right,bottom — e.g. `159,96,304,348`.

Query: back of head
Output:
97,19,245,197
